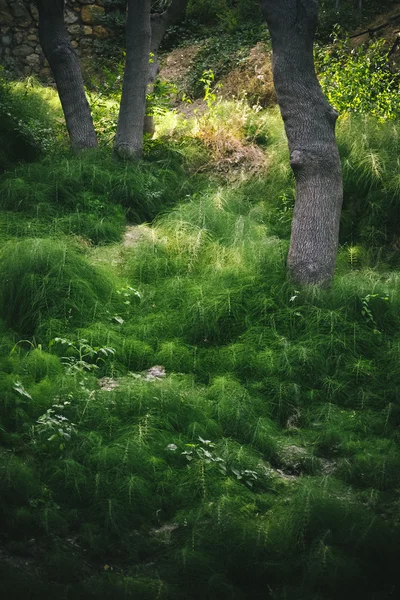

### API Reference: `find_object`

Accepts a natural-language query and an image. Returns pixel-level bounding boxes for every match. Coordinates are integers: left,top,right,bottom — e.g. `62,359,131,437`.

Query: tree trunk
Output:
358,0,363,21
144,0,188,136
35,0,98,151
261,0,343,286
115,0,151,160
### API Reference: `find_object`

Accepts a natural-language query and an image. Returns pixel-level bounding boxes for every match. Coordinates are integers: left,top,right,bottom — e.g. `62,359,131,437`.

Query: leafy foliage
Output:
316,30,400,120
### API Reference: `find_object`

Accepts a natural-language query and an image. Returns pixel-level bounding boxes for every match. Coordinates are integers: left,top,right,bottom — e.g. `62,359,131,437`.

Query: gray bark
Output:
144,0,188,135
261,0,343,286
35,0,98,151
358,0,363,21
115,0,151,159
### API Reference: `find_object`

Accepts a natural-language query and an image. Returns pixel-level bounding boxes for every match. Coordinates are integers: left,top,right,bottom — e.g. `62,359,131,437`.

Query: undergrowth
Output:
0,74,63,170
0,79,400,600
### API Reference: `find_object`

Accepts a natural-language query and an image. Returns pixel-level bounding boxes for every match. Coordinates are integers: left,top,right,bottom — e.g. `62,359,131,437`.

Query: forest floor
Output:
1,13,400,600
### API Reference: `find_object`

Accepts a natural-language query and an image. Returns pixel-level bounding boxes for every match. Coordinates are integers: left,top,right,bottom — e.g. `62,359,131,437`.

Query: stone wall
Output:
0,0,117,79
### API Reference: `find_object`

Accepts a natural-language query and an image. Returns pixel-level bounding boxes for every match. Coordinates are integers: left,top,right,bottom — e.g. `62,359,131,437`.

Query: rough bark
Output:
144,0,188,135
115,0,151,159
261,0,343,286
35,0,98,151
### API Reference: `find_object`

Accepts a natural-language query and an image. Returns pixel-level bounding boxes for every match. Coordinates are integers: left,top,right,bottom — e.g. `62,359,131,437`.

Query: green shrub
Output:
316,32,400,121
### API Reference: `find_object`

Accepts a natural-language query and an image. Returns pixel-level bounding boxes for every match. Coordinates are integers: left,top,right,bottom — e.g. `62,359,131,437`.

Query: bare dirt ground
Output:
159,44,202,86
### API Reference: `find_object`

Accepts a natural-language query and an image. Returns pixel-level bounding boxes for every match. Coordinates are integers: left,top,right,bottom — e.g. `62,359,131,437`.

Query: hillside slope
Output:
1,11,400,599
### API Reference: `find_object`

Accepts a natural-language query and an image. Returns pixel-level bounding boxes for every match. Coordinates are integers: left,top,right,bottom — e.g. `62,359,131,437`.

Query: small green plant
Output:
34,400,77,451
50,337,115,374
147,79,178,117
199,69,220,110
175,436,263,488
361,292,389,329
181,436,227,473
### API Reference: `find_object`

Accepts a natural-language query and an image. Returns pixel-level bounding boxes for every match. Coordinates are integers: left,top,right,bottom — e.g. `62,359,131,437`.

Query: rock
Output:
9,0,31,20
71,40,78,48
30,4,39,21
64,9,78,24
79,38,93,48
150,523,179,542
13,44,33,57
0,10,13,26
93,25,109,39
83,25,93,36
81,4,105,25
39,67,51,79
18,17,32,28
14,31,24,44
1,34,11,46
67,24,80,35
278,445,311,475
146,366,166,381
26,53,41,67
98,377,119,391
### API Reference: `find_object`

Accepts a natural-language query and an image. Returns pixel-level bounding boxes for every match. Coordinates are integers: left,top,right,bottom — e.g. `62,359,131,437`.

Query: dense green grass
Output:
0,76,63,171
1,86,400,599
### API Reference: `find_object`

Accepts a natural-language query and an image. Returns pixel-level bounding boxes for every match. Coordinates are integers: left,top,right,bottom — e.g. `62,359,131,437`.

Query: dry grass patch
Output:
192,100,267,174
159,44,203,90
219,43,276,107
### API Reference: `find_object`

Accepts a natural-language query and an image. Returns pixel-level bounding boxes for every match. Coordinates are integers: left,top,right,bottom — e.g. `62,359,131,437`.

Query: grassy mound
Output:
0,238,118,334
0,76,62,171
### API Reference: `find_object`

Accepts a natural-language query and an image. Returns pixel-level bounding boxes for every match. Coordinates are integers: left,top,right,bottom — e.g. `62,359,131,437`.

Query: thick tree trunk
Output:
115,0,151,160
35,0,98,151
261,0,343,286
144,0,188,135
